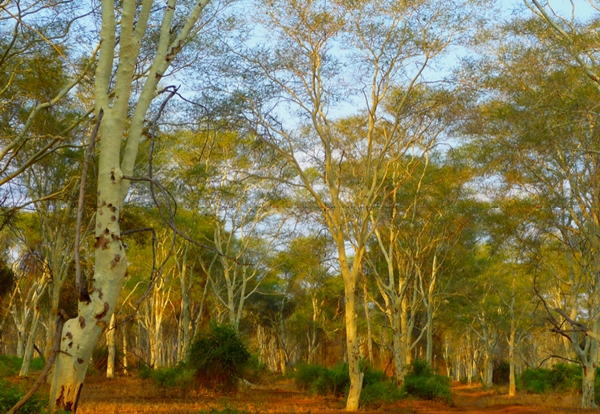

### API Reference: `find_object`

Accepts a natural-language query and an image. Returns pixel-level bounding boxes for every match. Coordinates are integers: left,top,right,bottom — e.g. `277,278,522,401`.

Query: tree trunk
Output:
391,300,407,384
483,354,493,388
19,306,40,377
425,307,433,364
122,321,128,375
344,281,364,411
50,116,128,411
582,362,597,409
508,330,516,396
362,278,374,366
106,313,116,379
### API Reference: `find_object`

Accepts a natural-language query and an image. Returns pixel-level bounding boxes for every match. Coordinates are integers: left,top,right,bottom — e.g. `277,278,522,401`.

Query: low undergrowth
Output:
0,378,52,414
516,363,600,404
294,361,404,407
400,360,452,404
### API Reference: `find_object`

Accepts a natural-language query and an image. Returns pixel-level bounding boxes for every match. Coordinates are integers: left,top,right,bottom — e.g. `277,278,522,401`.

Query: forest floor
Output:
49,375,598,414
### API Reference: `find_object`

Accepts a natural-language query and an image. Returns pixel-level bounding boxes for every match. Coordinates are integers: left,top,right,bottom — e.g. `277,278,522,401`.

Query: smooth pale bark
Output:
176,245,191,362
308,295,321,364
362,278,374,365
582,359,598,409
122,322,128,375
11,304,28,358
50,0,211,410
423,254,438,364
19,306,41,377
106,313,116,379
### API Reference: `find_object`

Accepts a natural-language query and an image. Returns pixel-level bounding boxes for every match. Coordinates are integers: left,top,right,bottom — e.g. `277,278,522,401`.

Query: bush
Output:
518,363,581,395
294,362,403,407
188,323,251,392
0,379,50,414
138,363,195,393
243,354,268,384
295,362,350,396
0,355,22,377
401,360,452,404
295,363,327,391
360,381,405,408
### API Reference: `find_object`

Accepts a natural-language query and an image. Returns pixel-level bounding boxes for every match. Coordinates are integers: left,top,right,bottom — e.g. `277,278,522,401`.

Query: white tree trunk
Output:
122,321,128,375
582,361,597,409
19,306,40,377
106,313,116,379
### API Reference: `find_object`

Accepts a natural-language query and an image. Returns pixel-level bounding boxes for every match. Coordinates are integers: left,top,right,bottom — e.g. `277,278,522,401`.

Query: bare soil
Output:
30,375,600,413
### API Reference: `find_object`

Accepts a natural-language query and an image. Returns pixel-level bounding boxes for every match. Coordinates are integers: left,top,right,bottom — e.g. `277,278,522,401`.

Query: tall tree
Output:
462,16,600,406
223,0,476,408
49,1,217,410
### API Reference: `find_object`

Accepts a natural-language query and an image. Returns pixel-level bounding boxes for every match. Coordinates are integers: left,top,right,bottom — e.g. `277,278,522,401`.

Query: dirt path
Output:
74,376,595,414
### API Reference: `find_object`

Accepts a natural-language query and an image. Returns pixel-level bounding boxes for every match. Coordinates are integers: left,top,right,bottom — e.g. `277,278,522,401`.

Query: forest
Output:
1,0,600,412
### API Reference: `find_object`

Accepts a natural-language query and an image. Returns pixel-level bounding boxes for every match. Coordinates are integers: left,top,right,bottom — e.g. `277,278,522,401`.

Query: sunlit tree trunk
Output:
49,0,211,410
122,321,128,375
106,313,116,379
582,358,598,409
362,278,374,366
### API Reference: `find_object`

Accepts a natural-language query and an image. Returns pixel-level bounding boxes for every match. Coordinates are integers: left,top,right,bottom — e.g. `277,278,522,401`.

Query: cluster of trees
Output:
1,0,600,411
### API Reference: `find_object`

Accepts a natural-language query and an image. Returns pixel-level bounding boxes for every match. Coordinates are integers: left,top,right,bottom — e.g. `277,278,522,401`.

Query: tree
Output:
49,1,216,410
220,0,474,408
462,17,600,406
0,0,94,201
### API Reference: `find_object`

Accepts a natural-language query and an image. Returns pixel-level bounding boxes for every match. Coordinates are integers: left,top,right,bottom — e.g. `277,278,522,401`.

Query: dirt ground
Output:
52,375,599,414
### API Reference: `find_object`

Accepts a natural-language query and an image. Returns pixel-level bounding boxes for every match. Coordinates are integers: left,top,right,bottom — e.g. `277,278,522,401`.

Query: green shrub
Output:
188,323,251,392
139,363,153,379
297,362,350,396
295,363,327,391
0,355,22,377
401,360,452,404
243,354,268,384
138,363,196,392
360,381,405,408
0,378,50,414
323,363,350,396
295,362,403,407
518,364,581,395
362,367,388,387
29,357,45,371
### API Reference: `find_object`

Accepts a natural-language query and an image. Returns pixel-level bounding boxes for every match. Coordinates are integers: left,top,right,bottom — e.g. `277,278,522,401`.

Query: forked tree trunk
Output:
49,0,210,408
